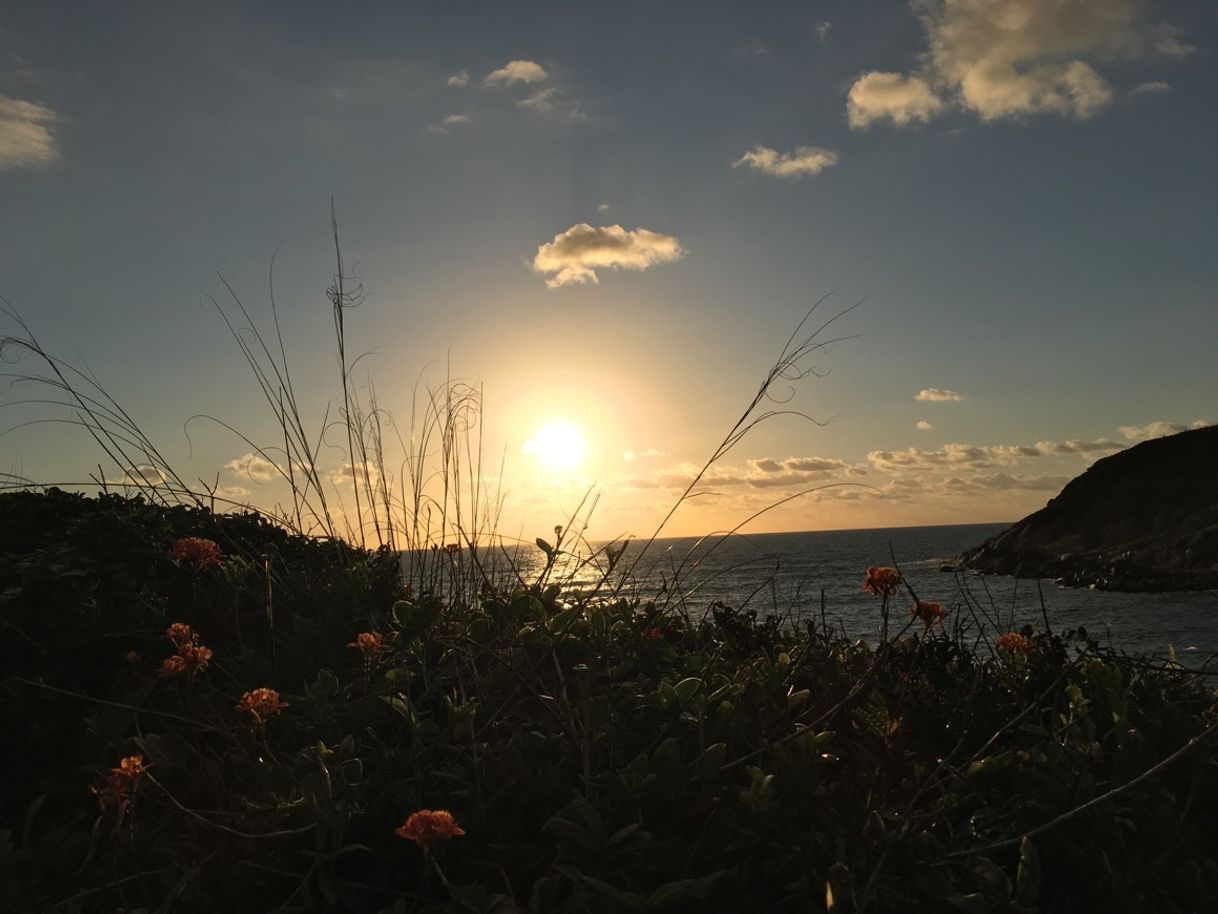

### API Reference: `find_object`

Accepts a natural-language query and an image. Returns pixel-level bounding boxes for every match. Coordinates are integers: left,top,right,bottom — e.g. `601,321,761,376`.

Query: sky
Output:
1,0,1216,544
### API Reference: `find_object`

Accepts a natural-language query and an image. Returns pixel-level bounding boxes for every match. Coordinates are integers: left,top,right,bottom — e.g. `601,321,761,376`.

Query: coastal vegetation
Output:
3,234,1217,912
3,488,1218,912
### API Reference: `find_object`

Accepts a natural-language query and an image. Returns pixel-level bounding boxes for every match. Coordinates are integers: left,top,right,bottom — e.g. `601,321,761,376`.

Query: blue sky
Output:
2,1,1216,541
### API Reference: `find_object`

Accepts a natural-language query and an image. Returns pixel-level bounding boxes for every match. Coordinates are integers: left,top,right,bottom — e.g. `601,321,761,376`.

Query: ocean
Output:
509,523,1218,663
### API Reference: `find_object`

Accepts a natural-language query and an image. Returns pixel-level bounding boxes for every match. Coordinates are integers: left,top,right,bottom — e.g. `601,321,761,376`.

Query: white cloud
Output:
225,452,282,481
732,145,839,178
1034,438,1125,455
817,21,832,44
109,464,167,487
916,388,964,402
868,442,1045,473
516,86,585,121
532,224,684,288
441,113,472,127
1131,80,1171,95
214,485,251,500
848,72,946,128
447,71,470,87
916,420,933,430
484,59,549,87
597,203,611,213
1118,419,1210,442
848,0,1191,127
326,462,382,486
0,96,58,169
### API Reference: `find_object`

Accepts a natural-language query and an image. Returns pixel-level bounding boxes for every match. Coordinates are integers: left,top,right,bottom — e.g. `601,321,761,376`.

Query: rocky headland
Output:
958,426,1218,591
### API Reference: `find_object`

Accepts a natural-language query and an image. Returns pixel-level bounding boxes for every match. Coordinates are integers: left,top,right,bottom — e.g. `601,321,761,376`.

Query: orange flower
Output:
997,632,1031,654
395,809,465,851
93,754,148,814
170,536,224,571
235,687,288,723
910,599,948,629
164,622,198,648
113,755,147,782
863,566,902,599
158,640,213,679
347,631,387,664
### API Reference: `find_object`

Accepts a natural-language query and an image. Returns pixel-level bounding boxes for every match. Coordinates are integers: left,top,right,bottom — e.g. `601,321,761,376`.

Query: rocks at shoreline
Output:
958,426,1218,592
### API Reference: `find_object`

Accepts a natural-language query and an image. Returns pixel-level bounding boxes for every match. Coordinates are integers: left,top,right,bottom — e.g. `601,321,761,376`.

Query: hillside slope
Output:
959,426,1218,591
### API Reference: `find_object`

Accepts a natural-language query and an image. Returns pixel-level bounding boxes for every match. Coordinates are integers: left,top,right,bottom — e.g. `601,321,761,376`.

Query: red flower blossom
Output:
164,622,198,648
395,809,465,851
93,754,148,817
997,632,1031,654
910,599,948,629
158,640,213,679
644,627,663,642
235,687,288,723
347,631,387,665
169,536,224,571
863,566,902,599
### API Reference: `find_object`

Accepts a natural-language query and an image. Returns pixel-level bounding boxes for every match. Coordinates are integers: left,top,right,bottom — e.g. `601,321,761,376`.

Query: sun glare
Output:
523,420,587,473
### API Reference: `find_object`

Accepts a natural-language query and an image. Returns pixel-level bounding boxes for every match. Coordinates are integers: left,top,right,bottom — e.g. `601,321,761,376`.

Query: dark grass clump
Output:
2,491,1217,914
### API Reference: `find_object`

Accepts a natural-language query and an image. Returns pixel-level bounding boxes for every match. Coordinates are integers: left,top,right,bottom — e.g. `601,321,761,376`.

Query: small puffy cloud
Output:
850,0,1192,126
749,457,783,474
225,452,282,481
326,462,381,486
447,71,470,87
426,113,473,135
214,485,251,500
1118,419,1210,442
1034,438,1125,455
916,420,933,430
597,203,611,213
868,442,1042,473
782,456,849,473
110,464,167,487
817,21,832,44
916,388,964,402
732,145,839,178
1131,81,1171,95
532,223,684,289
516,87,585,121
0,96,58,169
847,73,945,128
484,59,549,87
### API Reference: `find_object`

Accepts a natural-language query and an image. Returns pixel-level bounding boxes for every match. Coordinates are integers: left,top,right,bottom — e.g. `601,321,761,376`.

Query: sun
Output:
523,420,587,473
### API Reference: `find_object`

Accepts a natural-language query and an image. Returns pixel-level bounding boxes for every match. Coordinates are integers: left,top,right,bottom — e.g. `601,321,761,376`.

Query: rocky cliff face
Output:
958,426,1218,591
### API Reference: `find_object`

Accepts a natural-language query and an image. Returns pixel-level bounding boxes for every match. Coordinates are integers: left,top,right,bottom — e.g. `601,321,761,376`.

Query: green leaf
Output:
393,598,442,641
695,742,727,781
673,677,702,705
647,871,725,909
946,894,990,914
581,876,646,911
1016,836,1041,907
